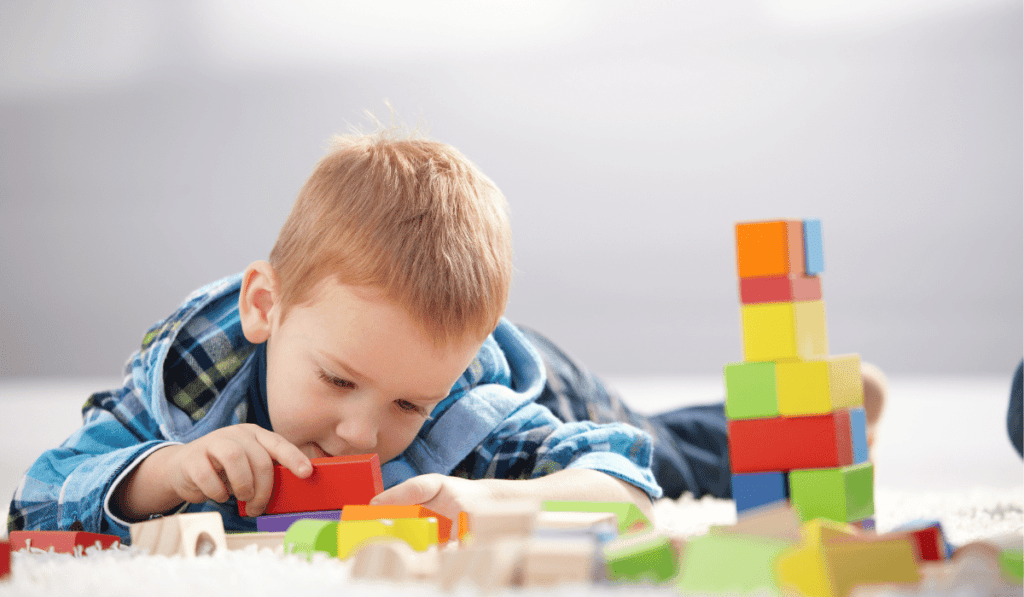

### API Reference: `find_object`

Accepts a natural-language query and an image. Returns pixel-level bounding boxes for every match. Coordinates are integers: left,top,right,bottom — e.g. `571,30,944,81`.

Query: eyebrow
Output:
318,352,448,403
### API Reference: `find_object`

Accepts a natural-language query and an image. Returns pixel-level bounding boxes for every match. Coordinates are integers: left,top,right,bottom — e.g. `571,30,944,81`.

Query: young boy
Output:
7,132,887,542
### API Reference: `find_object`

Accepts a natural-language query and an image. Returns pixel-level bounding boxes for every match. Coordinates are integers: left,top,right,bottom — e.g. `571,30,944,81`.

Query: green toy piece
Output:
283,519,339,561
724,361,780,420
1001,548,1023,584
542,501,650,534
603,532,678,584
789,463,874,523
676,532,794,595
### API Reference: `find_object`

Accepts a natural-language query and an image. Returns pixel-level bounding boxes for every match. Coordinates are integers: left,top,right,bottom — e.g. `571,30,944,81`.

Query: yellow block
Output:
741,301,828,362
823,537,920,597
337,519,394,560
390,517,439,552
775,519,859,597
776,354,863,416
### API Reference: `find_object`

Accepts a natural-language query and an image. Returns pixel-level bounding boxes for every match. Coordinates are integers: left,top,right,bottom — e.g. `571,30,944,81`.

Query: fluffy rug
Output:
2,487,1020,597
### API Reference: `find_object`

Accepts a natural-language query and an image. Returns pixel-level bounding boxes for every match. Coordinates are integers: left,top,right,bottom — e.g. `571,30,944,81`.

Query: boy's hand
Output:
163,424,311,517
369,473,499,523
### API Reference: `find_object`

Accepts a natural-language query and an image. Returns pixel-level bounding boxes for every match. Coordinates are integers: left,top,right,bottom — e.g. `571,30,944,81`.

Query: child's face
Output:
262,279,484,465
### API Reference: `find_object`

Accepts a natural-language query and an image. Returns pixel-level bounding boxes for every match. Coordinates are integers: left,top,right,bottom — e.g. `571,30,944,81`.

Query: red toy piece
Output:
0,540,10,579
739,274,822,305
728,410,853,474
8,531,121,554
239,453,383,516
906,525,946,561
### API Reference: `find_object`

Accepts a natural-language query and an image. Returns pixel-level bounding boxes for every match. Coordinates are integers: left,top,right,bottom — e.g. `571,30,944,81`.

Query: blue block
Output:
849,407,869,464
732,472,788,515
802,219,824,275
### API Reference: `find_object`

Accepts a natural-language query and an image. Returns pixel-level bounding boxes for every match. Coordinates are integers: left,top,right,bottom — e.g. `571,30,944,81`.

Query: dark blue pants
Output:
1009,360,1022,458
519,327,732,500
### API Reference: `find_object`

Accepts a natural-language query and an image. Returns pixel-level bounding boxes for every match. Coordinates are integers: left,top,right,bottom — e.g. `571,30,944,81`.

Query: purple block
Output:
256,509,343,532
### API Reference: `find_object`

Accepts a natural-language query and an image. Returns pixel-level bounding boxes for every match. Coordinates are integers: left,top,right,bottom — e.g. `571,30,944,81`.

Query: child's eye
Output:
395,400,429,417
318,370,355,390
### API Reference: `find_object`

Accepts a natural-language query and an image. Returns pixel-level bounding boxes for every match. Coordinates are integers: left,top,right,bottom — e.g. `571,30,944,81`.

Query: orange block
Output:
341,504,453,543
736,220,805,279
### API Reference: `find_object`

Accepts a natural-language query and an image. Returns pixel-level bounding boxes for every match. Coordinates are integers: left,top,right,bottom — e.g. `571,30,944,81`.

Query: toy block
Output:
789,463,874,523
542,501,650,534
283,519,339,560
0,540,9,580
256,509,341,532
740,300,828,362
8,530,121,554
457,511,469,542
853,518,876,532
803,219,824,275
341,504,452,543
736,220,806,279
603,531,678,585
129,512,227,557
389,517,439,552
733,472,789,515
238,453,382,516
849,408,869,464
890,520,949,561
437,538,526,592
724,361,779,420
774,518,859,597
224,531,287,552
523,536,598,587
535,511,618,543
775,354,862,416
350,538,440,583
676,532,794,595
334,519,392,560
712,502,801,541
822,535,921,597
462,499,539,544
1001,548,1023,584
739,274,822,305
728,410,853,473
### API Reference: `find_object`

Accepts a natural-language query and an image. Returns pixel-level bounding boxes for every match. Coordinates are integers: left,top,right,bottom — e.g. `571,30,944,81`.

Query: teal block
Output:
724,361,779,420
849,408,869,463
802,219,824,275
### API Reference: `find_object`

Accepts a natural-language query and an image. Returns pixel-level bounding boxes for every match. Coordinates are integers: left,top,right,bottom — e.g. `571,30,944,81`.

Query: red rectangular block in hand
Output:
8,531,121,553
342,504,454,543
739,274,822,305
728,410,853,473
239,453,384,516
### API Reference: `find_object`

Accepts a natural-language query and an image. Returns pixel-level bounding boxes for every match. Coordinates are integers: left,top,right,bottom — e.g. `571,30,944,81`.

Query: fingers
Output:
253,427,312,479
371,473,444,506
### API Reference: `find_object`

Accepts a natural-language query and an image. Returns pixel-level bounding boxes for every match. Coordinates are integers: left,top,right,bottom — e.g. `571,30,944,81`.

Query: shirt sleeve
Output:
450,401,663,500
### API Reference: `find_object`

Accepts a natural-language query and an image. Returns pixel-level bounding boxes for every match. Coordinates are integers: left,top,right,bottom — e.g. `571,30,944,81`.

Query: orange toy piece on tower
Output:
238,454,383,516
735,220,806,279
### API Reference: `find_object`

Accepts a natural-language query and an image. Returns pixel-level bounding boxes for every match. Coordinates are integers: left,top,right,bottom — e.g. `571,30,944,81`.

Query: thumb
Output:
370,474,444,506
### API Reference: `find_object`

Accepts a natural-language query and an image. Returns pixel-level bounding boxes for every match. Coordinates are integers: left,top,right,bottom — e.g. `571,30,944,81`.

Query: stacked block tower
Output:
726,219,874,526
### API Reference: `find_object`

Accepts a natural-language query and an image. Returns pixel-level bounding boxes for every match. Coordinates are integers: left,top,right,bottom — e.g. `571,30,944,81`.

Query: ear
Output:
239,261,279,344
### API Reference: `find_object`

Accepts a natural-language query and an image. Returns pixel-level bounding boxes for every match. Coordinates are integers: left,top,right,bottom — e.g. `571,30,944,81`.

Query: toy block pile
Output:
726,219,873,525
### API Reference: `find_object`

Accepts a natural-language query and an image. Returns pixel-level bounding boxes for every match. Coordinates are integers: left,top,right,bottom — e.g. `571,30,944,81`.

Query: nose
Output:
334,404,379,453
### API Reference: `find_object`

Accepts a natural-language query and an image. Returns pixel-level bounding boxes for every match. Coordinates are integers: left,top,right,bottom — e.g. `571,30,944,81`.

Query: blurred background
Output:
1,0,1021,380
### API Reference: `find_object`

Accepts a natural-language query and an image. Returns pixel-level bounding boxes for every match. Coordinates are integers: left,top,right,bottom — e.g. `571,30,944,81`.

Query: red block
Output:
908,526,946,561
728,410,853,473
239,453,384,516
0,540,9,579
739,274,822,305
8,531,121,554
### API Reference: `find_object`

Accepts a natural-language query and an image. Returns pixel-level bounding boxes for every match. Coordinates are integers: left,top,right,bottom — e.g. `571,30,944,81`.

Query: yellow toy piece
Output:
823,536,920,597
741,301,828,362
776,354,863,416
336,519,395,560
390,517,439,552
775,519,858,597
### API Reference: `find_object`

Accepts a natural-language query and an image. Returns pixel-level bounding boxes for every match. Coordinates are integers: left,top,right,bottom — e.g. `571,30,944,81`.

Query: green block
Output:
542,501,650,534
789,463,874,523
724,361,780,419
283,519,339,561
603,533,678,584
675,533,793,595
1000,548,1023,584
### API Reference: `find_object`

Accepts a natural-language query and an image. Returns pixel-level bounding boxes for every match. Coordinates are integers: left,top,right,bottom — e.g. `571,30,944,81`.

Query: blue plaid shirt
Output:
8,274,660,541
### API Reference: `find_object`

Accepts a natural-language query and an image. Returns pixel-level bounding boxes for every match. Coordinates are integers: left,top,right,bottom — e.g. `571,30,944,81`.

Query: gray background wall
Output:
1,0,1021,379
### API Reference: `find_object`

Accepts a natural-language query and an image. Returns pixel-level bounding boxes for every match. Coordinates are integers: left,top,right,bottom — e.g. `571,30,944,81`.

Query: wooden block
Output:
740,274,822,305
541,501,650,534
341,504,452,543
803,219,824,275
256,509,341,532
823,535,920,597
350,538,440,583
335,519,392,560
676,532,794,595
283,519,339,560
463,499,539,544
437,538,526,592
774,518,859,597
603,531,678,584
713,501,802,541
1000,548,1023,584
775,355,862,416
789,463,874,523
535,511,618,543
740,300,828,362
390,517,439,552
724,361,780,420
849,408,869,464
129,512,227,557
238,454,382,516
732,472,789,515
853,518,876,532
523,536,598,587
728,410,853,474
0,540,9,580
8,531,121,554
457,511,469,542
736,220,806,279
224,531,287,552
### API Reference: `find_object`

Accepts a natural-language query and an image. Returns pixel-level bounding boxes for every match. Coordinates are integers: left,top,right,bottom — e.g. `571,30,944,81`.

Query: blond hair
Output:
269,132,513,344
